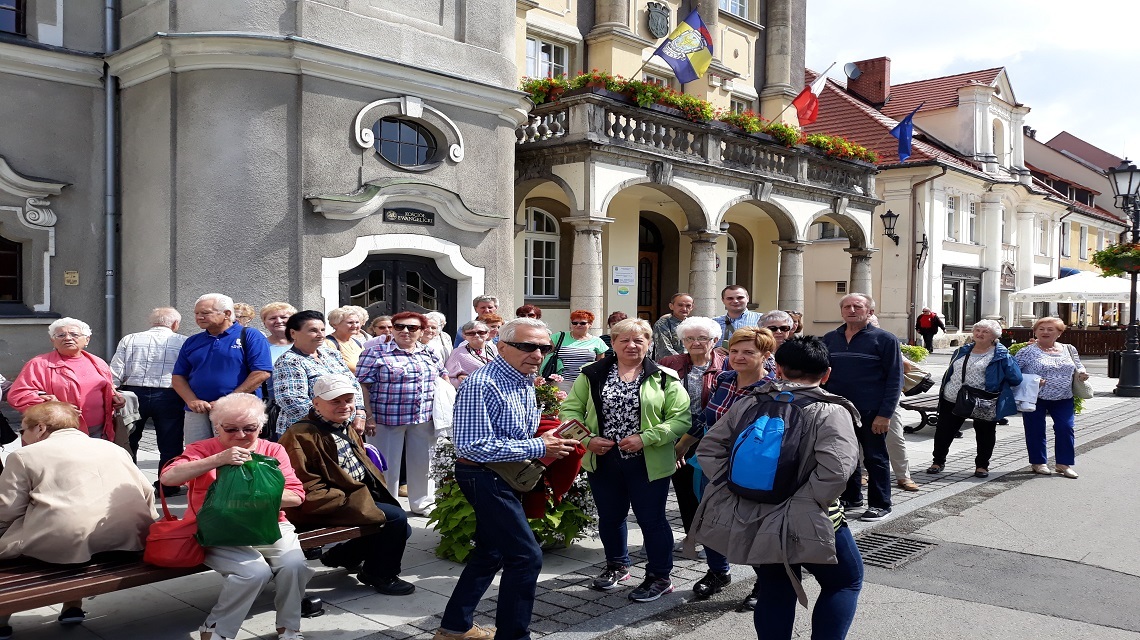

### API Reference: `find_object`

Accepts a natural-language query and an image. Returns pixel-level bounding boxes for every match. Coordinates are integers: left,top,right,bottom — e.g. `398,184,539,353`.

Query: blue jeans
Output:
1022,397,1076,465
440,464,542,640
752,525,864,640
841,409,892,509
587,450,674,578
121,386,185,471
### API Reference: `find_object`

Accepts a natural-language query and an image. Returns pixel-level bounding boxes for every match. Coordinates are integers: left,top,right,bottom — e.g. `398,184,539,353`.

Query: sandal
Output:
925,464,943,474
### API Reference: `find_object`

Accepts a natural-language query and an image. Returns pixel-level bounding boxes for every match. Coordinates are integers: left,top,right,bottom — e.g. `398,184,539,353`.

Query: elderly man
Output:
434,319,578,640
453,295,500,347
172,293,273,446
652,293,694,361
821,293,903,522
278,374,415,596
110,307,188,489
714,285,762,347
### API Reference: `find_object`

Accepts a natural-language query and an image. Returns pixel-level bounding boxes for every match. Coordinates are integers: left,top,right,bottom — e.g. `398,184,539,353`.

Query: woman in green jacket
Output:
560,318,691,603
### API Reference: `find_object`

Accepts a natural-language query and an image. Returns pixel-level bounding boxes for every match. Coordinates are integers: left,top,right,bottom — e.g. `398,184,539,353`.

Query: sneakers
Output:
629,576,674,602
592,564,631,591
358,572,416,596
58,607,86,624
840,499,864,511
199,625,233,640
277,630,304,640
859,506,892,522
692,570,731,599
432,623,495,640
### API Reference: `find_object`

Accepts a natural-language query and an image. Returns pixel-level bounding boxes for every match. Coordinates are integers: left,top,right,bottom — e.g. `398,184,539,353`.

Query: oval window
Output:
373,117,437,167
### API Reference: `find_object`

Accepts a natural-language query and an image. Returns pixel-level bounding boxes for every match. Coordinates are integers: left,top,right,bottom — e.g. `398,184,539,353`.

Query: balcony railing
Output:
515,89,875,196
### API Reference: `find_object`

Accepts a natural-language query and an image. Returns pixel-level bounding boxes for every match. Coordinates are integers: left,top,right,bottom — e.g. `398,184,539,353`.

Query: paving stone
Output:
530,599,567,617
536,590,589,609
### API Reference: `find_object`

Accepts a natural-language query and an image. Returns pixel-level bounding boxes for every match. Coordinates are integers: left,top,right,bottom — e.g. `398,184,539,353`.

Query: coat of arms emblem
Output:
647,2,670,39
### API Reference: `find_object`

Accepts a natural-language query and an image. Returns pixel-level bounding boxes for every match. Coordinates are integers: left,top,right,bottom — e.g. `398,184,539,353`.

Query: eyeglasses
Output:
683,336,714,343
392,323,422,332
52,332,84,339
220,425,260,435
464,330,489,336
570,321,590,326
766,326,793,333
502,341,554,354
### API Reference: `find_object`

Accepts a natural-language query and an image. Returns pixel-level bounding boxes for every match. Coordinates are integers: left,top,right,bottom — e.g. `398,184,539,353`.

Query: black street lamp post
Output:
1108,160,1140,396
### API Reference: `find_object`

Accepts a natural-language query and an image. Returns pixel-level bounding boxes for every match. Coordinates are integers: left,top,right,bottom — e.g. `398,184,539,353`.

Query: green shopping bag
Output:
196,452,286,547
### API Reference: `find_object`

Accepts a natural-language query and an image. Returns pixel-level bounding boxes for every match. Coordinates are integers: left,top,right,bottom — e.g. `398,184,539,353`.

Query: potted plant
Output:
1091,242,1140,277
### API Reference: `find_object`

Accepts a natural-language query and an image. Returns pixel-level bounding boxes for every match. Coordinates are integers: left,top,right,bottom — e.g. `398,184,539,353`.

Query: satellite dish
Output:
844,62,863,80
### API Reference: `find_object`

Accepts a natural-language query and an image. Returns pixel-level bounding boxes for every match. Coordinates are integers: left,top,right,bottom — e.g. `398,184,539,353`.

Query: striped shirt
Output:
109,326,187,388
356,341,445,427
452,357,545,463
272,346,364,435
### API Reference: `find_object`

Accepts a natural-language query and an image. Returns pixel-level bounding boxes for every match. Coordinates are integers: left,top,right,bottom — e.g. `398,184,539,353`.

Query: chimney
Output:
847,57,891,107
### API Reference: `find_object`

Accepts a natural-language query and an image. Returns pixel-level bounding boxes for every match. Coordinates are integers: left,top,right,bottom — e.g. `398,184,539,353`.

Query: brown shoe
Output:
398,484,409,497
433,624,495,640
897,479,919,492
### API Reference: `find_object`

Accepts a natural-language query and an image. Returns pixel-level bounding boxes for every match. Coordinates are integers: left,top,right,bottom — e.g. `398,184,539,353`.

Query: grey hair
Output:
47,317,92,338
196,293,235,314
675,316,721,341
498,318,549,342
148,307,181,328
460,320,489,334
425,311,447,326
472,295,498,308
972,318,1003,338
840,292,876,312
210,392,268,429
760,310,793,327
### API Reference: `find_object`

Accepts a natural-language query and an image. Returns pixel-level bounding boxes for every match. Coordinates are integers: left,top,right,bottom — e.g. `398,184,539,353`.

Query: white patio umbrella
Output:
1009,271,1132,303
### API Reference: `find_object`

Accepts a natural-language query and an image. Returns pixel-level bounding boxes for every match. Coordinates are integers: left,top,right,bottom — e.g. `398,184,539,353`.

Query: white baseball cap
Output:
312,374,357,400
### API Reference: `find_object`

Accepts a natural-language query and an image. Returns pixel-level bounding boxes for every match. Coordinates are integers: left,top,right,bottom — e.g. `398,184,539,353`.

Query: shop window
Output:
525,37,567,79
524,207,559,298
0,234,21,304
942,281,960,329
963,282,981,327
0,1,24,36
373,117,437,168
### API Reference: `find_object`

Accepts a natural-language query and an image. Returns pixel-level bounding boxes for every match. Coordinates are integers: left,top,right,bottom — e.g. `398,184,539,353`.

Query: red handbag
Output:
144,486,206,568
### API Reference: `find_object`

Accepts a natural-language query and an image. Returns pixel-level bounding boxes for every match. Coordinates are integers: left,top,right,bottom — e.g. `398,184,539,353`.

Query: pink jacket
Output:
8,350,117,440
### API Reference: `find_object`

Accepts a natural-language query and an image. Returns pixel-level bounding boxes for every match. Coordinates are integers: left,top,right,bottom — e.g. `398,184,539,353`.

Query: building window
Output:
1079,225,1089,260
1001,208,1010,243
373,117,437,167
1098,229,1105,251
1036,220,1049,255
725,234,737,286
524,207,559,298
0,234,21,303
644,74,669,87
966,201,977,244
835,281,847,294
812,221,847,240
946,196,958,240
730,99,751,114
719,0,747,18
1060,222,1071,257
525,37,567,79
0,1,25,36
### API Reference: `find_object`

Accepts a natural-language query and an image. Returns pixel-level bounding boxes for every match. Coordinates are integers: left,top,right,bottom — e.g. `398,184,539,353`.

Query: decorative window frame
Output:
353,95,465,171
523,207,560,298
0,156,66,316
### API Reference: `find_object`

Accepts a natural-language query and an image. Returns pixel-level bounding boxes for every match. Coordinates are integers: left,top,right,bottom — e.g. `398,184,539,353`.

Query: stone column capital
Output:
683,229,724,243
564,215,615,232
844,247,877,260
774,239,810,252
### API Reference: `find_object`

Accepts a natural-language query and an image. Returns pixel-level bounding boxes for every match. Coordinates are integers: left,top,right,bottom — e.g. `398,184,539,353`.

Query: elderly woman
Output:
927,319,1022,478
0,402,154,636
560,318,690,603
233,303,257,328
543,310,609,391
656,316,725,540
420,311,454,362
515,304,542,319
279,375,414,596
683,326,777,608
261,302,298,363
357,311,448,516
366,315,394,339
159,393,310,640
1014,316,1087,479
8,318,124,440
325,306,367,373
759,310,796,371
272,311,365,437
444,320,498,388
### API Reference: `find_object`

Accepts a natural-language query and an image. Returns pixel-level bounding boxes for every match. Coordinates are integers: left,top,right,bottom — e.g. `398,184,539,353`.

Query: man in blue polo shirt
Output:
171,293,273,445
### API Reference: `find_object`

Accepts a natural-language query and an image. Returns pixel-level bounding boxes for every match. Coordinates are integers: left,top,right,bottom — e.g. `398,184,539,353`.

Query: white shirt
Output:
109,326,188,388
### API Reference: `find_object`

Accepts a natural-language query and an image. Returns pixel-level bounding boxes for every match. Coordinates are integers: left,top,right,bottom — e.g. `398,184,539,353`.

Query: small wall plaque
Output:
63,271,79,286
383,208,435,226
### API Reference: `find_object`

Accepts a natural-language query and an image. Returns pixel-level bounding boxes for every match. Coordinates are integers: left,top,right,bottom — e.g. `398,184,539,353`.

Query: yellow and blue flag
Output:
652,9,713,85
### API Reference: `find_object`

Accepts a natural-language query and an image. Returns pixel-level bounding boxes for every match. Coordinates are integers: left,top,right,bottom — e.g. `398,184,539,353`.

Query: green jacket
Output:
560,354,691,481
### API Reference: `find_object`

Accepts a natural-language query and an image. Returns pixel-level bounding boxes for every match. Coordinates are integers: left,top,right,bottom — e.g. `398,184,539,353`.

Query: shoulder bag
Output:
902,363,934,396
540,332,567,378
951,350,1000,421
485,459,546,493
1066,344,1094,400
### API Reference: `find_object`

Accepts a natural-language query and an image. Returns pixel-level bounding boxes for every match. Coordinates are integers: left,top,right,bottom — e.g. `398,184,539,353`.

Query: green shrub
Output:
901,344,929,362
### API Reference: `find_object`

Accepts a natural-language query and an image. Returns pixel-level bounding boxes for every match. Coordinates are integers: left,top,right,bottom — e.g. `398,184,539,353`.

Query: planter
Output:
1114,256,1140,273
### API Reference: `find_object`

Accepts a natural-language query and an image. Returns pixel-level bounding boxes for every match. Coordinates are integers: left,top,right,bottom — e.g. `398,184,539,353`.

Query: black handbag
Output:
951,351,999,421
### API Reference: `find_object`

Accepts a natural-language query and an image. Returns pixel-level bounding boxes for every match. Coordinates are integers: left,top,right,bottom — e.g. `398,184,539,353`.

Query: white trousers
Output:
202,522,314,639
184,410,214,446
886,409,912,482
367,420,435,512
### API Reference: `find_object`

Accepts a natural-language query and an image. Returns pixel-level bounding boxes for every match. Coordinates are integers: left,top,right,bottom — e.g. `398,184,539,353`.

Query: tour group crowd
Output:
0,286,1090,640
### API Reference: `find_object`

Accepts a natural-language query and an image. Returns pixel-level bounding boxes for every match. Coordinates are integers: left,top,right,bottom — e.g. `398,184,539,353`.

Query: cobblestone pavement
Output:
0,352,1132,639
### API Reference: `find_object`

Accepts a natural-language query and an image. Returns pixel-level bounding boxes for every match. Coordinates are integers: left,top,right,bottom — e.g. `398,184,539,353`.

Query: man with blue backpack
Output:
687,335,863,640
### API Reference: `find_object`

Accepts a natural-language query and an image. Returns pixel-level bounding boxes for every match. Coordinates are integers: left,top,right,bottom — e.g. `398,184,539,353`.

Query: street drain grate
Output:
855,533,936,569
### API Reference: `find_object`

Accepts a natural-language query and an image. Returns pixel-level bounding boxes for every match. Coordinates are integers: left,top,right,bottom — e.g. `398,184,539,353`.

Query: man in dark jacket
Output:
914,307,945,351
278,374,414,596
821,294,903,522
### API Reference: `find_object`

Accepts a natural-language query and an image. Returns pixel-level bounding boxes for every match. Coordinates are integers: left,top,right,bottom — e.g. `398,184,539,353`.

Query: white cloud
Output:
807,0,1139,160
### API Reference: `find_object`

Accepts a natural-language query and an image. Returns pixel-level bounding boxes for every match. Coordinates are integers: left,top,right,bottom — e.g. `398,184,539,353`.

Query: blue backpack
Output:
722,390,818,504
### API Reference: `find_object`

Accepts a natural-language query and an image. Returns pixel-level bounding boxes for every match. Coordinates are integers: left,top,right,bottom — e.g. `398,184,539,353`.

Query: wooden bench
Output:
0,524,384,618
899,394,940,434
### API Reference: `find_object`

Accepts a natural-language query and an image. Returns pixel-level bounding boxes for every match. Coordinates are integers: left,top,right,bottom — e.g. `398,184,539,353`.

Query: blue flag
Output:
889,102,924,162
652,9,714,85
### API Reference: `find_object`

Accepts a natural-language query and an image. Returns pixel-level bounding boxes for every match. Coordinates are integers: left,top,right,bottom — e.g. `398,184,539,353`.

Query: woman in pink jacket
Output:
8,317,124,440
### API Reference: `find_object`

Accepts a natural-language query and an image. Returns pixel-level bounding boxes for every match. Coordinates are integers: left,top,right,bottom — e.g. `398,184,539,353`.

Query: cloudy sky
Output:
806,0,1139,163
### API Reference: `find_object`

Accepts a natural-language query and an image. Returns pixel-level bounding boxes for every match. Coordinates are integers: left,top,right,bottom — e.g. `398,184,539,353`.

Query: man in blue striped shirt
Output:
714,285,762,347
436,318,578,640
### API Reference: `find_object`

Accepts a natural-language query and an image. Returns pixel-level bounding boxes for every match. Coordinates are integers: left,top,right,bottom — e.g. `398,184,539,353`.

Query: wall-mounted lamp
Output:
916,233,929,267
880,209,900,245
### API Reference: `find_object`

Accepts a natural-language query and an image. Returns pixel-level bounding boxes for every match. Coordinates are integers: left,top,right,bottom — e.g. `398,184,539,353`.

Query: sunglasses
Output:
766,326,793,333
464,330,489,336
502,341,554,354
220,426,260,435
570,321,590,326
392,323,422,332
